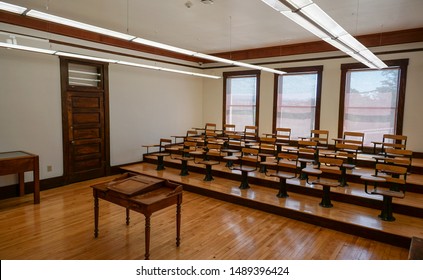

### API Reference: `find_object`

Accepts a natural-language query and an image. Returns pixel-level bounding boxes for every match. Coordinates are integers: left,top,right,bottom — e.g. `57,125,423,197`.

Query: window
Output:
273,66,323,139
223,70,260,129
339,59,408,146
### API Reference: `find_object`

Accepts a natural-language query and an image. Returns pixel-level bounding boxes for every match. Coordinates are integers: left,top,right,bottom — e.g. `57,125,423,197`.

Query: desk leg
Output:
145,214,151,260
176,201,181,247
18,172,25,197
126,208,130,225
33,156,40,204
94,192,99,238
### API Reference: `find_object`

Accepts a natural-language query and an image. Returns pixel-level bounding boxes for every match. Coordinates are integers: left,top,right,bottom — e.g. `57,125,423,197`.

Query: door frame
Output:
60,57,110,184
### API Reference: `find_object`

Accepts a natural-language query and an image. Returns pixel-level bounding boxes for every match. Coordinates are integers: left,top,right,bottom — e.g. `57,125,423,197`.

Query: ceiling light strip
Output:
26,9,136,41
261,0,387,69
0,1,27,14
15,6,285,74
0,42,221,79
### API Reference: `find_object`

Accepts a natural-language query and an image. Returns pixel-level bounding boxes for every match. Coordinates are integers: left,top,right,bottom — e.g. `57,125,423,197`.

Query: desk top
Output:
0,151,37,160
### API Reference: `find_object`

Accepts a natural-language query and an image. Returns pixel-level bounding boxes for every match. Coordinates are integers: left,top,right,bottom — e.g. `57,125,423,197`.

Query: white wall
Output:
1,41,423,188
109,63,203,166
0,49,63,186
0,49,204,186
203,43,423,152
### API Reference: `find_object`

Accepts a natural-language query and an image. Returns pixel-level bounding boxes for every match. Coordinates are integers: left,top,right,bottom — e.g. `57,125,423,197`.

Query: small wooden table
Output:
91,173,183,260
0,151,40,204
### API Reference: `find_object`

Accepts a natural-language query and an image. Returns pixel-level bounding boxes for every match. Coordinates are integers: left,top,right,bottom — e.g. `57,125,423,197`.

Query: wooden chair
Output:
243,125,258,145
142,138,172,170
372,134,407,154
287,140,318,180
171,140,197,176
230,147,259,189
328,143,360,165
373,148,413,173
274,127,291,150
257,137,276,173
310,129,329,148
360,163,407,221
333,131,364,153
197,143,222,181
302,157,342,208
261,152,298,198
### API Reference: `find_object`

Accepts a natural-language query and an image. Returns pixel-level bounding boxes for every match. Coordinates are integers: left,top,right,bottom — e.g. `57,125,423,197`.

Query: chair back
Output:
240,147,259,164
275,152,298,175
375,163,407,191
343,131,364,151
274,128,291,144
158,138,172,152
382,134,407,151
310,129,329,147
243,125,258,142
258,137,276,156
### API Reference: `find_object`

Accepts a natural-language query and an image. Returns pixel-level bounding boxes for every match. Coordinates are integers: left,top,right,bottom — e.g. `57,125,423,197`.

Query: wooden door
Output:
60,58,110,183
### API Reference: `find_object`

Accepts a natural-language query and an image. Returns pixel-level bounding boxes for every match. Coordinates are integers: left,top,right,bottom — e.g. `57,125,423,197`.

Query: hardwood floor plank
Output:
0,175,411,260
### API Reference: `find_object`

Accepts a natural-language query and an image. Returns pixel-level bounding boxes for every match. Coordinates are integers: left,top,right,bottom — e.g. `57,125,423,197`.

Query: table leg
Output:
18,172,25,196
176,200,181,247
144,214,151,260
319,185,333,208
239,170,250,189
94,192,99,238
156,155,165,170
33,155,40,204
126,208,130,225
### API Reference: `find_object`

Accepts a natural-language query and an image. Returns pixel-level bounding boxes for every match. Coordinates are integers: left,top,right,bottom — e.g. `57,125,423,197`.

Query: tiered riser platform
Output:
122,154,423,249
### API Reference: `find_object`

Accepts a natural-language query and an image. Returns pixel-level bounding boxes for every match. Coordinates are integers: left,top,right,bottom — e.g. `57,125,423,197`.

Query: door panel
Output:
67,92,105,182
60,58,110,184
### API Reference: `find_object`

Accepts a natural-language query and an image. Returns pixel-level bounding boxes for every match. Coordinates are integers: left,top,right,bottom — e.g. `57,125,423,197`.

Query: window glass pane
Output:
226,76,257,128
277,73,317,139
344,68,400,145
68,63,101,87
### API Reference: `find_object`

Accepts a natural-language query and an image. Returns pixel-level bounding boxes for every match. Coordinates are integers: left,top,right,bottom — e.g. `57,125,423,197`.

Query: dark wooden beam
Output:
1,11,423,64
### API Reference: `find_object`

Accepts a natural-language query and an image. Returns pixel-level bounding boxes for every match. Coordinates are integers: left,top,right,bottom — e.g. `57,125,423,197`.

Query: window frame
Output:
272,65,323,134
223,70,261,129
338,59,409,143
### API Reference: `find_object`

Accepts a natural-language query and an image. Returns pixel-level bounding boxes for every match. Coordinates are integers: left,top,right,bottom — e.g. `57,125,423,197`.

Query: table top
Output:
0,151,37,160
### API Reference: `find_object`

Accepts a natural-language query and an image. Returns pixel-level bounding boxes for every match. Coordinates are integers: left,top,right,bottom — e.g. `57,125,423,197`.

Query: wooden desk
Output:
0,151,40,204
91,173,182,260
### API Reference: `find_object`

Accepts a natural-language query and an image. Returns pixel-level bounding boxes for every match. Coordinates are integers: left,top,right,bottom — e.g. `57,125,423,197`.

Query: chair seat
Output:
311,179,340,188
223,155,239,161
270,171,296,179
342,163,355,169
174,156,194,161
371,189,405,198
199,160,220,166
298,158,314,164
232,166,257,172
360,175,386,183
260,161,277,166
152,152,170,157
302,167,322,175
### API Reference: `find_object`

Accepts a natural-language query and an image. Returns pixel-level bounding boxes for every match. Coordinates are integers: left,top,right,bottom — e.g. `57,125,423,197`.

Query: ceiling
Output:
5,0,423,55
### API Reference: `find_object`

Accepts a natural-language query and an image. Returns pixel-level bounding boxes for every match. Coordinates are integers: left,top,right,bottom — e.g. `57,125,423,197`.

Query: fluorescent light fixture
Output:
117,60,221,79
0,41,220,79
0,1,27,14
0,42,56,54
132,38,197,56
20,7,283,74
261,0,387,69
26,10,136,41
55,51,119,63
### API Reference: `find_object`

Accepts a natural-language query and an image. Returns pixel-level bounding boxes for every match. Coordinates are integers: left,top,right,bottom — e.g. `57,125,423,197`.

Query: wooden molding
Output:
211,28,423,62
1,11,423,64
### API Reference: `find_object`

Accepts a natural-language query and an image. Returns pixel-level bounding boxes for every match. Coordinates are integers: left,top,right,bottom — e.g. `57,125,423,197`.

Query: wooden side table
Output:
0,151,40,204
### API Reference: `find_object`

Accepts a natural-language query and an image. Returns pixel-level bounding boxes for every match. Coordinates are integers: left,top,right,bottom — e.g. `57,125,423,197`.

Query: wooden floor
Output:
0,175,410,260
